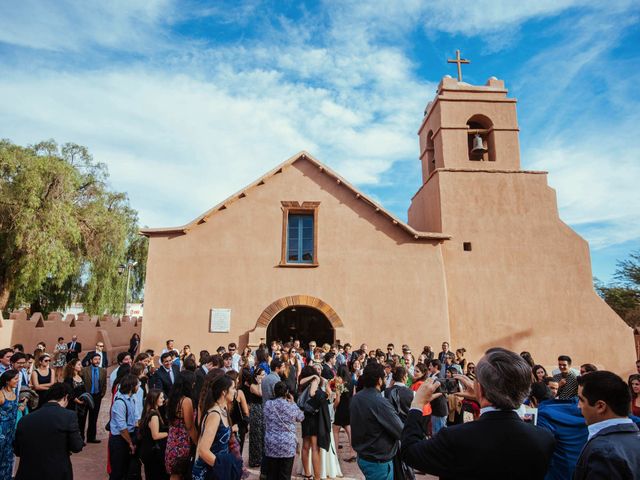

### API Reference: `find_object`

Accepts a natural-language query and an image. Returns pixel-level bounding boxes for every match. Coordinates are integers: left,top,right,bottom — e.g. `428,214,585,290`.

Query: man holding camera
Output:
402,348,555,479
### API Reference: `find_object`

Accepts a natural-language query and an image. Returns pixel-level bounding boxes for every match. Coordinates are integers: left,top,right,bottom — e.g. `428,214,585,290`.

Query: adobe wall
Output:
0,310,141,365
433,170,635,375
142,159,451,355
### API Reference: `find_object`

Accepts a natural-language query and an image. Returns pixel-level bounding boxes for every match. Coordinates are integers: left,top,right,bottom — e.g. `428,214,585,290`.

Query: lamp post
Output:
117,260,137,316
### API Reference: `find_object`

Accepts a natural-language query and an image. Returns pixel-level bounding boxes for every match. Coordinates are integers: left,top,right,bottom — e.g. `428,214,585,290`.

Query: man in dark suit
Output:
14,382,84,480
81,340,108,368
151,351,181,396
66,335,82,361
402,347,555,480
194,353,214,403
80,352,107,443
573,371,640,479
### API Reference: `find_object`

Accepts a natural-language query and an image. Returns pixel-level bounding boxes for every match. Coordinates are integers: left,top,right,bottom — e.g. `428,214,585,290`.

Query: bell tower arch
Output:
417,75,520,179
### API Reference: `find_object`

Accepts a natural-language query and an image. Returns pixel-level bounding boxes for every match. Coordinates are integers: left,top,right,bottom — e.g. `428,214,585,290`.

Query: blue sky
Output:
0,0,638,282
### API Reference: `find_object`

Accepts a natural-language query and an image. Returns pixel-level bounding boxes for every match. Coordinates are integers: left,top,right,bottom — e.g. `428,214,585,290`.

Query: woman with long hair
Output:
63,359,88,439
192,375,242,480
128,333,141,357
629,374,640,417
333,364,355,462
139,389,169,480
0,370,26,477
31,354,54,408
410,363,432,435
226,370,249,454
286,347,301,399
520,351,536,368
455,348,467,373
181,345,196,366
350,359,362,392
52,337,68,382
532,364,548,383
247,367,265,468
466,362,477,380
256,348,271,374
299,365,330,480
165,371,198,480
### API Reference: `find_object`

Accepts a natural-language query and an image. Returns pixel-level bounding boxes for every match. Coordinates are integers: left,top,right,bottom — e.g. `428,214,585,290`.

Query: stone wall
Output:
0,310,142,366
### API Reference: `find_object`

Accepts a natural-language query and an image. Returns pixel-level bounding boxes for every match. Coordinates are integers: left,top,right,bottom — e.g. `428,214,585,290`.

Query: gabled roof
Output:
140,151,451,241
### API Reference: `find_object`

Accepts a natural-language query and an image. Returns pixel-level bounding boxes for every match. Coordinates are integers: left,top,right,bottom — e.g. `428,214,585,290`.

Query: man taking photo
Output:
401,347,555,479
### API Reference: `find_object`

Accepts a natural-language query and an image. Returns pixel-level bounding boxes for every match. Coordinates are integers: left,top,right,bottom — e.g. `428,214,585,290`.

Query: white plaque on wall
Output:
210,308,231,333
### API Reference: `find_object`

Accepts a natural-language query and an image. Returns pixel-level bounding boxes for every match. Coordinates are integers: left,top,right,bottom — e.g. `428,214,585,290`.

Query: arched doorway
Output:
248,295,344,348
266,306,334,346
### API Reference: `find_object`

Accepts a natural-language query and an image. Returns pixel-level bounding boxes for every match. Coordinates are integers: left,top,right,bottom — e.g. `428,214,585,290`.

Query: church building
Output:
141,74,634,373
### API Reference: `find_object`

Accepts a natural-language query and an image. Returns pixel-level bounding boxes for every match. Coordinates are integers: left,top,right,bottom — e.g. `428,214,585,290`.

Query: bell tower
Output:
417,75,521,184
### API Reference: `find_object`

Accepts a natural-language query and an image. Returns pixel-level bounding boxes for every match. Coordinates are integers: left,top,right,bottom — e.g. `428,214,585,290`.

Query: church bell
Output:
471,134,487,155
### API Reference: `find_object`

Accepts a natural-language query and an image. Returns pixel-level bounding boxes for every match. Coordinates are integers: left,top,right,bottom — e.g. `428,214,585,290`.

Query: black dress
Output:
229,392,248,454
333,381,352,427
139,411,169,480
301,388,329,438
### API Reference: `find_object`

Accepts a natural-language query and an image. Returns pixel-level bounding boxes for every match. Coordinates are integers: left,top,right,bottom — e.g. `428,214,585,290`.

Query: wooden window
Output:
280,201,319,267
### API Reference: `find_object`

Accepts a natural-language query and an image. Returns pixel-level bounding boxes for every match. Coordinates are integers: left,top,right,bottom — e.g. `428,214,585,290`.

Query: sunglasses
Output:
96,345,104,348
42,359,50,362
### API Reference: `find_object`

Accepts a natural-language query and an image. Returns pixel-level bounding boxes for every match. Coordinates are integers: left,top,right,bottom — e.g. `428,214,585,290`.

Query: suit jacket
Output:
66,341,82,360
14,402,84,480
80,365,107,398
573,422,640,480
151,364,181,395
81,350,109,368
402,409,555,480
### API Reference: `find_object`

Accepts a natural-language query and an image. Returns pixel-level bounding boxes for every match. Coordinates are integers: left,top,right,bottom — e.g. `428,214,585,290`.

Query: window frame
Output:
280,201,320,267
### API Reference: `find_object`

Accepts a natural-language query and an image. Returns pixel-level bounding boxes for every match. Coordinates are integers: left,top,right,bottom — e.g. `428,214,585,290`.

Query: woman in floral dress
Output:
247,367,265,468
165,371,198,480
0,370,26,478
52,337,68,382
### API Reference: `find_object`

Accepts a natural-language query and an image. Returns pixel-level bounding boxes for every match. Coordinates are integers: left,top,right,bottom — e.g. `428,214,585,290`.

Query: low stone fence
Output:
0,310,142,366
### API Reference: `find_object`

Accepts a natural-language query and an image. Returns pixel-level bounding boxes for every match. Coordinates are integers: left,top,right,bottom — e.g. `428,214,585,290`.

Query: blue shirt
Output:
110,392,137,434
537,398,588,480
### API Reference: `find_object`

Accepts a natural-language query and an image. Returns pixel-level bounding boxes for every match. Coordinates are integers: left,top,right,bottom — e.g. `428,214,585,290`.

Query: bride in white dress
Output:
305,366,343,479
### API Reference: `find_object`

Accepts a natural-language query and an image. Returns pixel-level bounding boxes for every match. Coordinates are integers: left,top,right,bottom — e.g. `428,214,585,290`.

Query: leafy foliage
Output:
0,139,147,314
595,249,640,328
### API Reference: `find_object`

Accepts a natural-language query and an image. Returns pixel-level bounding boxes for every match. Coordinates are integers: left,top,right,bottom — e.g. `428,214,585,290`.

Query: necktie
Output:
71,342,76,350
167,367,174,384
91,367,99,394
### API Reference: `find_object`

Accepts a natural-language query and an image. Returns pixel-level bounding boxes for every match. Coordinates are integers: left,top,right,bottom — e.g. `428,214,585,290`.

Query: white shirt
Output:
165,366,175,384
480,405,524,417
109,366,120,388
587,417,633,440
231,353,241,372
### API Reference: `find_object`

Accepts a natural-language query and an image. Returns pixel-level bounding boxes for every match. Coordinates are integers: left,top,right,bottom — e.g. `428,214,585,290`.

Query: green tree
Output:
595,249,640,328
0,139,147,315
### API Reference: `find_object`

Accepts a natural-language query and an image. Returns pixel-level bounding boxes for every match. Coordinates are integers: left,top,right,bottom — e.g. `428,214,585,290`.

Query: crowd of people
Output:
0,336,638,480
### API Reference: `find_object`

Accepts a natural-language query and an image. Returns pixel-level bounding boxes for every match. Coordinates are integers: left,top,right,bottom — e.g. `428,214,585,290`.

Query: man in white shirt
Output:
161,339,180,368
228,343,241,372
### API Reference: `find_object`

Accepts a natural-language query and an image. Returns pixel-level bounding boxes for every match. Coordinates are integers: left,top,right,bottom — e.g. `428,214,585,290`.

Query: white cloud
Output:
0,0,172,52
0,61,431,227
526,128,640,250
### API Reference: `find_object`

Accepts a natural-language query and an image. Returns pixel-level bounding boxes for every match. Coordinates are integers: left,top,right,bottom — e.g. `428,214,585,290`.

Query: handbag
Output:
296,386,319,414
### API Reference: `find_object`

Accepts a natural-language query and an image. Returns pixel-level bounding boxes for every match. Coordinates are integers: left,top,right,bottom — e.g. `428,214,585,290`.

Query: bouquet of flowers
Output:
329,376,346,396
